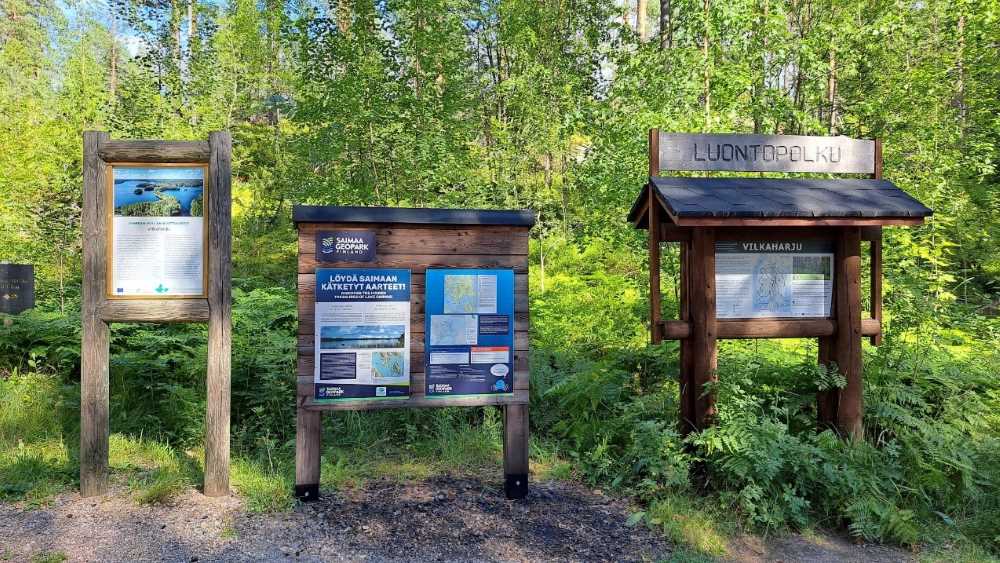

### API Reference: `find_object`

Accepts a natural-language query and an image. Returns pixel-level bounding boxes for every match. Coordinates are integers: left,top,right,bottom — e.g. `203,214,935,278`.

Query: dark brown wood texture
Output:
834,228,864,440
648,188,663,343
659,318,880,340
81,131,111,497
296,223,531,411
688,228,717,430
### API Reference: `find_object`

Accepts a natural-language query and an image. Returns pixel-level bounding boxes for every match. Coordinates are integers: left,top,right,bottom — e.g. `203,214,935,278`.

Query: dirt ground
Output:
0,475,913,562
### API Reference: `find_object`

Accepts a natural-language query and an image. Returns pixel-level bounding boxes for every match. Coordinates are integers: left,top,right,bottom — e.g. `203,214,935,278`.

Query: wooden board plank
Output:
297,273,529,296
657,132,876,174
98,140,210,163
503,404,529,499
301,390,529,411
298,253,529,274
295,409,321,497
297,311,530,336
99,299,210,323
297,330,530,355
296,368,530,395
688,228,718,430
297,351,530,378
298,225,529,257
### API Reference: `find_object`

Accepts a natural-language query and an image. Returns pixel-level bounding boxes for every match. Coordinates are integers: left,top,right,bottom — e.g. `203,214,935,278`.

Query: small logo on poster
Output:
376,386,387,397
317,231,376,262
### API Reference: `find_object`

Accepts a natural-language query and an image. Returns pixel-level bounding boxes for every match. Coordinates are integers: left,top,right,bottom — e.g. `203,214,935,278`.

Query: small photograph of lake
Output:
320,325,406,350
113,166,205,217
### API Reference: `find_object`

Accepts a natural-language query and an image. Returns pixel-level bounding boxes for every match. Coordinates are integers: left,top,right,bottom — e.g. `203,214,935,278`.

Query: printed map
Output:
430,315,477,346
371,351,405,379
443,275,477,313
751,256,793,314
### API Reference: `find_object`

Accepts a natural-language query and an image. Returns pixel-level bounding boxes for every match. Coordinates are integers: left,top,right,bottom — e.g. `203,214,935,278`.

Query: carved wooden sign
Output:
656,133,876,174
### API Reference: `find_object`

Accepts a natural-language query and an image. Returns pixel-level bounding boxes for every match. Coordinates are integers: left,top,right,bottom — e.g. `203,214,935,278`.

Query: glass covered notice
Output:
715,240,834,319
425,269,515,397
314,268,411,401
109,165,207,297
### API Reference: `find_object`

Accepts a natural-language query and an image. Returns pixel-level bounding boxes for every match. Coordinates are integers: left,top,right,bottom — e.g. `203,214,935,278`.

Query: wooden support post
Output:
870,229,883,346
678,241,695,435
688,228,717,430
81,131,110,497
816,335,838,429
204,131,233,497
503,404,529,499
648,190,663,344
295,408,322,501
648,128,660,177
834,228,864,440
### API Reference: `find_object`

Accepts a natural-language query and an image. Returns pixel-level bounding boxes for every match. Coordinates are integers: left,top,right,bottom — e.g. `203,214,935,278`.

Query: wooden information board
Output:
80,131,232,497
632,130,931,442
294,206,534,500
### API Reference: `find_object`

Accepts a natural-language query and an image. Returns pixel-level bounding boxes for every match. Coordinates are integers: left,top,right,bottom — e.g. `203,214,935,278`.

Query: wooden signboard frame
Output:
636,130,929,441
293,207,533,501
80,131,232,497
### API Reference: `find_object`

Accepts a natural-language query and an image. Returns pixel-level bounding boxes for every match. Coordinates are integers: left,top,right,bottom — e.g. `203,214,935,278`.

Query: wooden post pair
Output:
80,131,232,497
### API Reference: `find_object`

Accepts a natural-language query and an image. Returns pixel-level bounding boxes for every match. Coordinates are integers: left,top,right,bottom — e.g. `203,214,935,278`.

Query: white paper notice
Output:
110,166,206,297
715,240,834,319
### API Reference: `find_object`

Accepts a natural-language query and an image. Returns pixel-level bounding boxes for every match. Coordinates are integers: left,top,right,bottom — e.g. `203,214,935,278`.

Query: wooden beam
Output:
648,128,660,177
870,229,883,345
99,299,210,323
204,131,232,497
688,228,717,430
98,140,210,163
659,318,880,340
834,228,864,440
678,241,694,435
649,188,663,343
302,390,530,411
659,223,691,242
503,404,529,499
817,335,838,430
80,131,111,497
294,409,322,501
670,215,924,228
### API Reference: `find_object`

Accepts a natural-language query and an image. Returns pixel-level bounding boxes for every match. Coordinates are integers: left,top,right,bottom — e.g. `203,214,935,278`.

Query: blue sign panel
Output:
424,269,515,397
314,268,411,401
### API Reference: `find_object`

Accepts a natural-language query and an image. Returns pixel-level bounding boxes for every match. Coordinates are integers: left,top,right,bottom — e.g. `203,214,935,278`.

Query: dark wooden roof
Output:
294,205,535,227
630,177,932,227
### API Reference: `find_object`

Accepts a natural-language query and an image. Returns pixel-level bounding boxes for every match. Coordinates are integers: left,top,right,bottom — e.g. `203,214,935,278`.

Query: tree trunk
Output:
638,0,647,41
702,0,711,129
659,0,672,50
827,48,838,134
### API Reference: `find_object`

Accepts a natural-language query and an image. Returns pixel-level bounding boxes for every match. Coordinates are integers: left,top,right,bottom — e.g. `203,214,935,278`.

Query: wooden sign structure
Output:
0,264,34,314
294,206,533,500
629,131,932,439
81,131,232,496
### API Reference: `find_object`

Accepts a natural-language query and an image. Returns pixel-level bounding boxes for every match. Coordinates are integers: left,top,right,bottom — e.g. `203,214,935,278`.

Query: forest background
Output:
2,0,999,559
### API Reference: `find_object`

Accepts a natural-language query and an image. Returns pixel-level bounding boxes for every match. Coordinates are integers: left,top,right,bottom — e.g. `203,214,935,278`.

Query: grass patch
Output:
230,457,294,513
643,493,733,559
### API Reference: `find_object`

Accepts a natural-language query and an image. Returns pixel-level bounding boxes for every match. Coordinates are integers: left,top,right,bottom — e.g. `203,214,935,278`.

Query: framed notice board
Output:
424,268,516,397
106,163,209,299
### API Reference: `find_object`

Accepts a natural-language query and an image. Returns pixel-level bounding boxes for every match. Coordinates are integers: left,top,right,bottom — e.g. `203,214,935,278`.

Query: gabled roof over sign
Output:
629,177,932,228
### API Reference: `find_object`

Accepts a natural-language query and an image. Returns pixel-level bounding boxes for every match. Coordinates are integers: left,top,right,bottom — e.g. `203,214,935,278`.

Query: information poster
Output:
314,268,411,401
425,269,514,397
110,165,206,297
716,240,834,319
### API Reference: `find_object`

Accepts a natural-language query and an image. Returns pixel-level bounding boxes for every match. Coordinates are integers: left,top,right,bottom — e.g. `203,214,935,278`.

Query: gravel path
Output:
0,476,671,562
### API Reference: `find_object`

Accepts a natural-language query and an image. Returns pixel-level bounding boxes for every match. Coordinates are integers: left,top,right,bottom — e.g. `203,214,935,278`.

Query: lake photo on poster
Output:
113,166,205,217
320,325,405,350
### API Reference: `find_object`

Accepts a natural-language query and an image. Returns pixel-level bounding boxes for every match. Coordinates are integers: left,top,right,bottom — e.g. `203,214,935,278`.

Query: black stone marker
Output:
0,264,34,314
